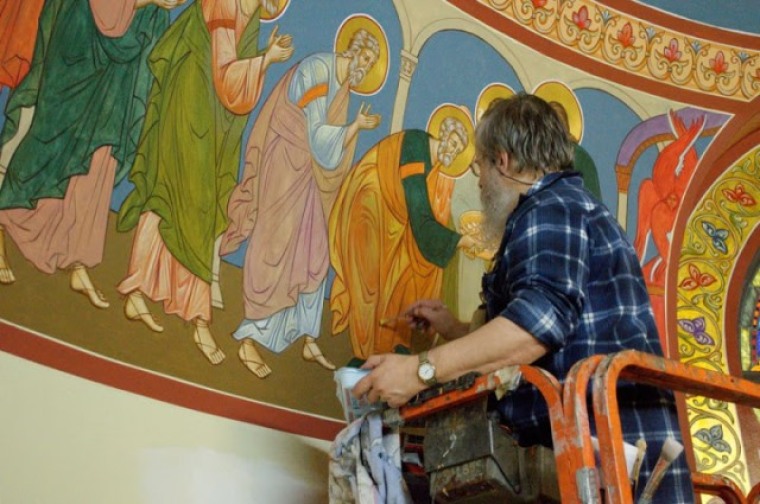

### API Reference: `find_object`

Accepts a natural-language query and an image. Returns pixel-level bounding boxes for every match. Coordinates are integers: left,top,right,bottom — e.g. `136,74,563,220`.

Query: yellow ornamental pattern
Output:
480,0,760,103
676,147,760,492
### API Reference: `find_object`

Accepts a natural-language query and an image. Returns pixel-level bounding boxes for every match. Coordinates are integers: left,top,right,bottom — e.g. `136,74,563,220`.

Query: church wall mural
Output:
1,0,758,490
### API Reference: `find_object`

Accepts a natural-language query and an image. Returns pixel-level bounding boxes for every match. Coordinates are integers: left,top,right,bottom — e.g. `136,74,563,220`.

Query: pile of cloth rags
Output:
328,411,412,503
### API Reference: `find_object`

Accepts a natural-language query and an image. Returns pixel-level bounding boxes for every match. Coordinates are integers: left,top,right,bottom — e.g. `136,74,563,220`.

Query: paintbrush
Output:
380,314,431,330
631,438,647,496
380,315,440,348
637,437,683,504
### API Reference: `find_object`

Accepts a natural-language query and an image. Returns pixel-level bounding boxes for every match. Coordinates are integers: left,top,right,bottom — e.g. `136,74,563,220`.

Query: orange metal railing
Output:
386,351,760,503
692,472,747,504
590,350,760,504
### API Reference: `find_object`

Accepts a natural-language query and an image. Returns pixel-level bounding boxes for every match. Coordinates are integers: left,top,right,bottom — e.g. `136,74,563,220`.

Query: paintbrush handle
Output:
637,438,683,504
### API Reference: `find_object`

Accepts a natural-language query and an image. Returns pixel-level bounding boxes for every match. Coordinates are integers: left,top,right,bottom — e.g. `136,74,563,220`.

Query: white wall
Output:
0,351,331,504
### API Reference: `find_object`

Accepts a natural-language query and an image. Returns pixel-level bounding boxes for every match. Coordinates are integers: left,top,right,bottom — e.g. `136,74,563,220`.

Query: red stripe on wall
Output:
0,320,345,441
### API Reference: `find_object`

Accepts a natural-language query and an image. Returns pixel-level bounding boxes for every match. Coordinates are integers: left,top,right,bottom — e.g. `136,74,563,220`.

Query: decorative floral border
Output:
480,0,760,103
676,147,760,490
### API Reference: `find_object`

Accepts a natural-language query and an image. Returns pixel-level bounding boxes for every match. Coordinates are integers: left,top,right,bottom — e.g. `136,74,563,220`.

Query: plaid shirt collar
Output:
516,170,580,209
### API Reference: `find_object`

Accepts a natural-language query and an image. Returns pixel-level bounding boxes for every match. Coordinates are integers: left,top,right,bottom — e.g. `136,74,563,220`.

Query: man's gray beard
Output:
348,58,367,87
480,181,520,244
262,0,278,15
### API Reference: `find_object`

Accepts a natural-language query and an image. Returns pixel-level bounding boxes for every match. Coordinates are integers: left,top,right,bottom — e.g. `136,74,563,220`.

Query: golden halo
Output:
260,0,290,22
334,14,389,96
533,80,583,142
475,83,515,123
426,104,476,179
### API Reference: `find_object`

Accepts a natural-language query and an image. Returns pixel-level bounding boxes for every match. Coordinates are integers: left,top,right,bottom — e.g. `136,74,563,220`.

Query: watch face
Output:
419,363,435,381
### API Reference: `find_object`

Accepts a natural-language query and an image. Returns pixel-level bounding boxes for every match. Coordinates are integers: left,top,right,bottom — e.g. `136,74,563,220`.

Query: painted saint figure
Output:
0,0,171,292
220,25,384,378
548,101,602,200
116,0,293,365
329,113,481,360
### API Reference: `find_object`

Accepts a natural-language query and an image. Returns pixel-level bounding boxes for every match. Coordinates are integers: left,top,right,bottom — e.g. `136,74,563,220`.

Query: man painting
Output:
329,117,481,361
353,94,695,503
220,27,383,378
0,0,171,294
116,0,293,365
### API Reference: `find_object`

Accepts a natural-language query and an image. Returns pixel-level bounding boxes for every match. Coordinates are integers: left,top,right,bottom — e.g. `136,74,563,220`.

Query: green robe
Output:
400,130,461,317
401,130,461,267
0,0,168,209
117,3,262,283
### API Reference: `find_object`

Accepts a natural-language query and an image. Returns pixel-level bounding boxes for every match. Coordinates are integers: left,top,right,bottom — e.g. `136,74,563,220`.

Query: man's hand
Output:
352,353,424,408
404,299,469,341
264,26,294,67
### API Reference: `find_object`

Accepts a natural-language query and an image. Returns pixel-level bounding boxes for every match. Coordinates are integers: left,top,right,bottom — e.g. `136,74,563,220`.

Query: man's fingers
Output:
352,375,371,398
366,387,381,404
268,26,279,45
361,354,384,369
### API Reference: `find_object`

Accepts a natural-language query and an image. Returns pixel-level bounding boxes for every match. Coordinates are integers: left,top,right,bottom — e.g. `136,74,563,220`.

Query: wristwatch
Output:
417,351,437,387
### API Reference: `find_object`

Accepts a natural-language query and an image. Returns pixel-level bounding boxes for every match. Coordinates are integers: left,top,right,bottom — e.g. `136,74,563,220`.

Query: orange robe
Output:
329,131,458,359
0,0,44,88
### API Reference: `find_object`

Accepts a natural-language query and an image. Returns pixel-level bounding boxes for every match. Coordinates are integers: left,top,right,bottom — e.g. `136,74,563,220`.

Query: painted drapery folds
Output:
0,0,167,209
329,130,462,359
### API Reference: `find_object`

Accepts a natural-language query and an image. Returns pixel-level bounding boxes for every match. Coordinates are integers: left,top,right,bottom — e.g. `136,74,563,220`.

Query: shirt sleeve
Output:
497,198,589,349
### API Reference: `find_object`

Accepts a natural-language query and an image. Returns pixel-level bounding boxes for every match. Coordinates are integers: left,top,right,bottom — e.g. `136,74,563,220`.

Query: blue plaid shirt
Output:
484,172,693,502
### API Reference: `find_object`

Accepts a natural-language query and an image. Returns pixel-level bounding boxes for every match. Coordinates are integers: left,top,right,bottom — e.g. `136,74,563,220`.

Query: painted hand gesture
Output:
264,26,294,68
355,102,381,131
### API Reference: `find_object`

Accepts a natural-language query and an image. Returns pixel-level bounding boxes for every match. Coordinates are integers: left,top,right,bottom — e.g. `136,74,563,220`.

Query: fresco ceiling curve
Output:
449,0,760,113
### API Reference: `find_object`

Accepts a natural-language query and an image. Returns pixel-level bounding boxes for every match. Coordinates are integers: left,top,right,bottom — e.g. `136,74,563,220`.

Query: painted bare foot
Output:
70,265,109,308
0,229,15,284
124,292,164,332
193,319,225,365
238,339,272,379
302,336,336,370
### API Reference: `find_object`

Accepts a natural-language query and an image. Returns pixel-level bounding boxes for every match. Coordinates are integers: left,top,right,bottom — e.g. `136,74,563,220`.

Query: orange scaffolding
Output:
388,350,760,503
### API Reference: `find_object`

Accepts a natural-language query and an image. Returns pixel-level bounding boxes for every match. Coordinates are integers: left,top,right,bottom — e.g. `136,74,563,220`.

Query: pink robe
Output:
221,64,354,322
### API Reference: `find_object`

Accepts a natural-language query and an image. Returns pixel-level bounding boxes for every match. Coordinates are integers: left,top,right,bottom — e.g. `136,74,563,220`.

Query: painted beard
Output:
347,57,367,88
262,0,278,15
437,138,454,167
480,178,520,244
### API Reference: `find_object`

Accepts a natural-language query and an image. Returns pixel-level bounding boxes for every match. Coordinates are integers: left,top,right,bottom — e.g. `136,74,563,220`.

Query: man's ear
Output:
496,151,510,175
